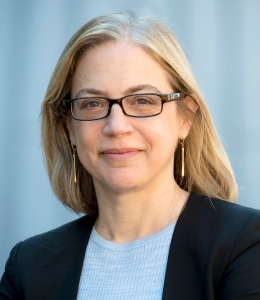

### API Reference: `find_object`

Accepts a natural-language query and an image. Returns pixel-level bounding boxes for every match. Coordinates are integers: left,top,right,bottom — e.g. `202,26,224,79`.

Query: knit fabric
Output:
77,223,175,299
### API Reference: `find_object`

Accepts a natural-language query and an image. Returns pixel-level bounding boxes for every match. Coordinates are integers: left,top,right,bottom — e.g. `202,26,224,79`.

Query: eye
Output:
130,95,157,105
79,98,106,109
136,98,150,105
86,101,101,107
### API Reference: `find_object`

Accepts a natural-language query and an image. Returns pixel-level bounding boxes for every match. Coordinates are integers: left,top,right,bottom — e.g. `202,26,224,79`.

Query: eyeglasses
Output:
63,92,185,121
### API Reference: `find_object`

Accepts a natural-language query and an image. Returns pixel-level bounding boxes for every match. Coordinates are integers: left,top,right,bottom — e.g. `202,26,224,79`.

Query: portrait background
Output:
1,0,260,275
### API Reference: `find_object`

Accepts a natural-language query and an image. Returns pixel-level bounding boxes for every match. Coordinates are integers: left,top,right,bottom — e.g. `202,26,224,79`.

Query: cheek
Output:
156,111,183,157
71,121,101,145
70,122,102,164
167,106,184,137
143,117,179,156
75,135,97,175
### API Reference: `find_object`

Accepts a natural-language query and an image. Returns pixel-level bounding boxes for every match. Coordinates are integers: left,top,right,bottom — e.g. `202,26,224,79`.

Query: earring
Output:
179,137,185,178
71,142,77,184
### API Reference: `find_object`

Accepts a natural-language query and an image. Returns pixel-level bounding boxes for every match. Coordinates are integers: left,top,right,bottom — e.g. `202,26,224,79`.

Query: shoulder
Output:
0,216,95,298
6,215,96,276
16,215,96,254
0,215,96,298
179,193,260,262
185,192,260,227
177,193,260,255
186,194,260,297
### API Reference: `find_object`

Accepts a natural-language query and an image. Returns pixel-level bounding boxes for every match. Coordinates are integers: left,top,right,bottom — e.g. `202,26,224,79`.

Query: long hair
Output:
41,11,238,215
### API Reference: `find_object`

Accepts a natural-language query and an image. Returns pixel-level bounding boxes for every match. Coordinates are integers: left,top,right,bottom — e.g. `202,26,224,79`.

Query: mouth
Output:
100,148,142,161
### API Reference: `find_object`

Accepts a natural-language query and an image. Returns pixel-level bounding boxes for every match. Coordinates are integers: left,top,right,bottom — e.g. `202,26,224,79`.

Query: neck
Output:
94,178,189,244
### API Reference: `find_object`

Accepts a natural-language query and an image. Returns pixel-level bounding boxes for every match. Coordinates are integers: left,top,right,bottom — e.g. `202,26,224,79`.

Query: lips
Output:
100,148,141,160
102,148,139,154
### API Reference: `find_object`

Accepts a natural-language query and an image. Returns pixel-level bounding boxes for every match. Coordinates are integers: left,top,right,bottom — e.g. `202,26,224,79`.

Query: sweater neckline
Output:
90,222,176,252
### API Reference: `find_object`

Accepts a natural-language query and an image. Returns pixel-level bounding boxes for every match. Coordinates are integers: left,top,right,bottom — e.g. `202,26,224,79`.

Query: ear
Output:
183,95,199,114
66,119,76,144
179,95,199,138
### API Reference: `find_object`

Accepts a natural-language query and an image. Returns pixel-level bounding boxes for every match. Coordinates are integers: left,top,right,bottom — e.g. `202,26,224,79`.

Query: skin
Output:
67,41,192,243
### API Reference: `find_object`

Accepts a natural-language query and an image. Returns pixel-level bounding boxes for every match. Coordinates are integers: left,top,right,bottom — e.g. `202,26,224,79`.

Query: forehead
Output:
71,41,172,97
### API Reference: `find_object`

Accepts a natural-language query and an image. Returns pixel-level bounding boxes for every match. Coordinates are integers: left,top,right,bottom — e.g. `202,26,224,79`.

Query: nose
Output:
103,104,134,137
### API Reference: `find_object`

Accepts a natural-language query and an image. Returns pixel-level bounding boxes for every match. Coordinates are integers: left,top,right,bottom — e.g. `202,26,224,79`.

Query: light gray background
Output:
1,0,260,275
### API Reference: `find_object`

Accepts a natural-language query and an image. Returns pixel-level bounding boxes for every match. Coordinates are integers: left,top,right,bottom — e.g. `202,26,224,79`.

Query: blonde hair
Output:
41,11,238,215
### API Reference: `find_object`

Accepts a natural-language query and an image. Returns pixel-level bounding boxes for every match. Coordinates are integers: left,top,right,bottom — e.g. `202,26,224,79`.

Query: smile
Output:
101,148,141,161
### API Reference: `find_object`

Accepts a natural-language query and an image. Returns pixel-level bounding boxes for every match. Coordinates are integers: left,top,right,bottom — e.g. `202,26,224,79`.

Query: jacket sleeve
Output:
221,214,260,299
0,242,22,300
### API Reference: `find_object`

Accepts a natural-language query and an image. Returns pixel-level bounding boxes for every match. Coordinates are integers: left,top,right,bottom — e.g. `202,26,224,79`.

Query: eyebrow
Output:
74,84,162,98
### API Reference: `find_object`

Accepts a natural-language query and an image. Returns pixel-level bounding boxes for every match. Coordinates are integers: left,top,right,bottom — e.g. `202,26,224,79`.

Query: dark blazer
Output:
1,193,260,300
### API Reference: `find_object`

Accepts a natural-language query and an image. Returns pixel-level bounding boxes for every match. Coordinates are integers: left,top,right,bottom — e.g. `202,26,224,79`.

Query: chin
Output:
95,171,145,194
106,178,141,193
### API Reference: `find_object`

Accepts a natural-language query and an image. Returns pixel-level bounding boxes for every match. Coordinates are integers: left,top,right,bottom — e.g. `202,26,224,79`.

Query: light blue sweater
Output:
77,223,175,299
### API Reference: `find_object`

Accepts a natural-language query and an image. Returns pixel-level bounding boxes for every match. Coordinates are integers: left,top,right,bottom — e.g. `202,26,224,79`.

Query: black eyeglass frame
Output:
63,92,186,121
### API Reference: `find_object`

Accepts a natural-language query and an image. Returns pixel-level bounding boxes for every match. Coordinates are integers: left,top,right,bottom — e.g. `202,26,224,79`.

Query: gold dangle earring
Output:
179,136,185,178
71,143,77,184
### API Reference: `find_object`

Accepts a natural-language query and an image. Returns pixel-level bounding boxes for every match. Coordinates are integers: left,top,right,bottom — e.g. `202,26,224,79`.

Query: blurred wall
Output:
1,0,260,275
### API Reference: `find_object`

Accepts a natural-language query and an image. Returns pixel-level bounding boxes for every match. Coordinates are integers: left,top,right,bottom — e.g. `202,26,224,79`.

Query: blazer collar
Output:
162,192,213,299
58,215,96,300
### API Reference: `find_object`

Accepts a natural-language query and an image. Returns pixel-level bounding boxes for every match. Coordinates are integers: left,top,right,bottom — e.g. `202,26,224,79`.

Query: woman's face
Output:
67,41,189,194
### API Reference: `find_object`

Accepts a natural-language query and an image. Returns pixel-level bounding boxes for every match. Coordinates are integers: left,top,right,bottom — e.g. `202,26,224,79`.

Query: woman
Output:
1,11,260,300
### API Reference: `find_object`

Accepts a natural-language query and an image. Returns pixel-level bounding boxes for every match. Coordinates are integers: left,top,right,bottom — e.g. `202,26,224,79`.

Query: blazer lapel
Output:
162,193,208,300
52,215,95,300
